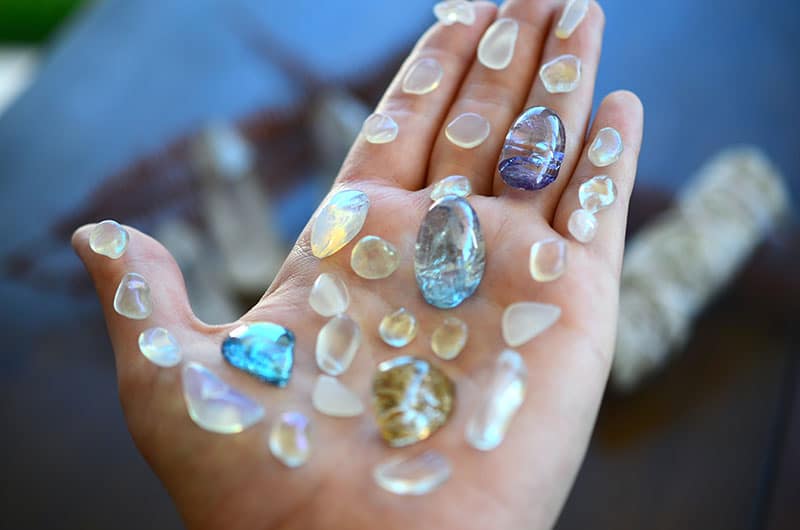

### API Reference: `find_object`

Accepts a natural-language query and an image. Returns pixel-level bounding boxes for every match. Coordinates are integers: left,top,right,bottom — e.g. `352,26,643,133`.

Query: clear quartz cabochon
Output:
113,272,153,319
373,450,452,496
529,238,567,282
539,54,582,94
433,1,476,26
445,112,491,149
588,127,624,167
430,175,472,201
362,112,398,144
431,317,468,360
555,0,590,39
312,375,364,417
477,18,519,70
379,308,418,347
568,208,598,243
579,176,617,213
89,220,129,258
350,236,400,279
316,314,361,376
502,301,561,347
138,327,182,367
308,272,350,317
402,57,443,95
269,411,311,468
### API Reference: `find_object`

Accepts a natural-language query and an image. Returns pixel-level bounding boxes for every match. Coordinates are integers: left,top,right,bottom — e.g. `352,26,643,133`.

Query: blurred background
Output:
0,0,798,528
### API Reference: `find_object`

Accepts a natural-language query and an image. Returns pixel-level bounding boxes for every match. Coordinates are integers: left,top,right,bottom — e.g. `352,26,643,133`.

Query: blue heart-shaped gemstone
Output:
222,322,294,387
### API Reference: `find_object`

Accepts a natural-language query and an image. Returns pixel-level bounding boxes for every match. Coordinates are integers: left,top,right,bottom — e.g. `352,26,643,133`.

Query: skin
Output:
72,1,644,529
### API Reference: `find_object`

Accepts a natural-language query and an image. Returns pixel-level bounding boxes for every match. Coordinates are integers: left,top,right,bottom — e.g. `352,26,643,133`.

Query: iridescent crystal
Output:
310,190,369,258
373,450,452,496
221,322,294,387
362,112,398,144
430,175,472,201
499,106,566,191
539,54,582,94
269,411,311,468
312,375,364,417
138,327,181,367
350,236,400,279
445,112,490,149
555,0,590,39
89,220,129,259
378,308,418,347
316,314,361,376
308,272,350,317
502,302,561,347
579,176,617,213
588,127,624,167
433,1,476,26
431,317,468,360
402,57,443,95
529,238,567,282
113,272,153,319
477,18,519,70
568,208,598,243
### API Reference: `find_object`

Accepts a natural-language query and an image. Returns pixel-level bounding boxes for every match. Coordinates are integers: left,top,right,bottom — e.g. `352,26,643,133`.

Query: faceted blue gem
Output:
222,322,294,387
498,106,566,191
414,196,486,309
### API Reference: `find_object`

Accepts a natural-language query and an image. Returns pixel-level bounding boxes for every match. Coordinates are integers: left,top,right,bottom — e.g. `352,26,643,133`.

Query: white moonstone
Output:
308,272,350,317
138,327,182,367
555,0,590,39
502,302,561,347
373,450,451,496
445,112,490,149
269,411,311,468
433,0,476,26
89,220,129,259
402,57,443,95
529,238,567,282
182,362,264,434
431,317,468,360
568,208,598,243
588,127,624,167
350,235,400,279
477,18,519,70
316,314,361,376
430,175,472,201
362,112,398,144
466,349,527,451
311,375,364,417
539,54,582,94
113,272,153,319
379,308,418,348
310,190,370,258
579,175,617,213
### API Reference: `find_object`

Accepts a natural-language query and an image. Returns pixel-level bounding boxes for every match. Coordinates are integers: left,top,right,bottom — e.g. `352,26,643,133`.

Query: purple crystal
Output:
498,107,566,191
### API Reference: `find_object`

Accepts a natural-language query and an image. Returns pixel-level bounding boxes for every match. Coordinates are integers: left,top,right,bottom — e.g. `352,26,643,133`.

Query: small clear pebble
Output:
433,0,476,26
402,57,443,95
269,411,311,468
568,208,598,243
539,54,582,94
373,450,452,496
312,375,364,417
138,327,181,367
310,190,370,258
588,127,624,167
529,238,567,282
89,220,129,259
113,272,153,320
579,176,617,213
445,112,490,149
466,349,527,451
379,308,418,347
430,175,472,201
502,302,561,347
361,112,398,144
350,235,400,279
477,18,519,70
555,0,590,39
308,273,350,317
431,317,468,360
316,314,361,376
182,362,264,434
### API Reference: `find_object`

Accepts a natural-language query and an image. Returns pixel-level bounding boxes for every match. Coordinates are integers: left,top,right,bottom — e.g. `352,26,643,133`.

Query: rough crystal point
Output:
478,18,519,70
113,272,153,319
316,314,361,376
430,175,472,201
588,127,624,167
379,308,418,347
402,57,443,95
312,375,364,417
350,235,400,279
89,220,129,259
555,0,590,39
433,0,476,26
539,54,582,94
502,302,561,347
269,411,311,468
310,190,370,258
308,272,350,317
529,238,567,282
445,112,490,149
138,327,182,367
182,362,264,434
372,356,455,447
415,195,486,308
499,106,566,191
362,112,398,144
374,450,452,496
568,208,598,243
431,317,468,360
222,322,295,387
579,176,617,213
466,349,527,451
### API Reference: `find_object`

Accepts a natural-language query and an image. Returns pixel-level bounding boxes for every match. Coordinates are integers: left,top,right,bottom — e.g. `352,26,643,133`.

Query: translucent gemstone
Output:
431,317,468,360
269,411,311,468
477,18,519,70
89,220,129,259
501,302,561,347
113,272,153,319
445,112,490,149
311,375,364,417
499,106,566,191
568,208,598,243
433,0,476,26
529,238,567,282
465,349,527,451
362,112,398,144
430,175,472,201
402,57,443,95
310,190,370,258
308,272,350,317
373,450,452,496
182,362,264,434
221,322,295,387
316,314,361,376
138,327,181,367
379,308,418,347
555,0,590,39
588,127,624,167
539,54,582,94
414,196,486,308
372,356,455,447
579,175,617,213
350,236,400,279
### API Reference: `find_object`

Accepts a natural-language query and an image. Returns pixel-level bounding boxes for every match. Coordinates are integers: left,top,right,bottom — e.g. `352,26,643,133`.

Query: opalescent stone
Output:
402,57,443,95
499,106,566,191
431,317,468,360
269,411,311,468
433,0,476,26
588,127,624,167
502,302,561,347
430,175,472,201
310,190,370,258
138,327,182,367
379,308,418,347
414,196,486,308
221,322,294,387
373,450,452,496
529,238,567,282
555,0,590,39
350,235,400,279
579,175,617,213
182,362,264,434
89,220,129,259
445,112,490,149
308,272,350,317
539,54,582,94
568,208,598,243
477,18,519,70
465,349,527,451
372,356,455,447
113,272,153,319
362,112,398,144
311,375,364,417
316,314,361,376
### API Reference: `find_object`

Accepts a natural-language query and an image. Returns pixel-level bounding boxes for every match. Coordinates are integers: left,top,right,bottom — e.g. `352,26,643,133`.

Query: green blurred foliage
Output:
0,0,86,42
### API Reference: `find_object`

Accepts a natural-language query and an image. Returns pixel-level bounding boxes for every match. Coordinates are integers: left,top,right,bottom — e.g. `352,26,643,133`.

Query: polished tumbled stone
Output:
445,112,490,149
555,0,590,39
431,317,468,360
113,272,153,320
430,175,472,201
308,272,350,317
539,54,582,94
222,322,295,387
502,302,561,347
269,411,311,468
362,112,398,144
499,106,566,191
529,238,567,282
138,327,181,367
310,190,370,258
350,236,400,279
403,57,443,95
433,0,476,26
588,127,624,167
182,362,264,434
312,375,364,417
316,314,361,376
415,195,486,308
568,208,598,243
379,308,418,347
89,220,129,259
374,450,452,496
579,176,617,213
372,356,455,447
477,18,519,70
